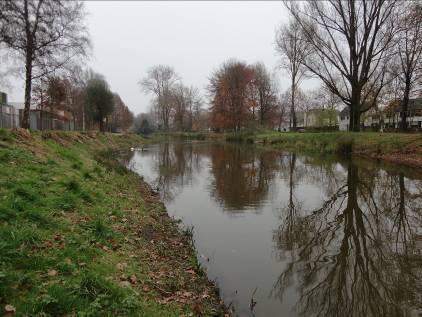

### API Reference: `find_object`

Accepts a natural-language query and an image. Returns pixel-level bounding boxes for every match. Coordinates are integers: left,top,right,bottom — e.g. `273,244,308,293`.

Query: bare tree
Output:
171,84,203,131
284,1,398,131
251,63,278,128
0,0,90,129
140,65,180,131
395,1,422,131
275,20,309,130
185,86,202,131
171,83,187,131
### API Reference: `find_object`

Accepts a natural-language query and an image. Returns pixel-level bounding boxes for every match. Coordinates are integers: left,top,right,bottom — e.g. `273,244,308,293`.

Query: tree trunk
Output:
22,54,33,129
260,108,265,127
401,79,411,132
351,108,361,132
349,90,361,132
291,78,297,130
82,104,86,131
99,117,104,133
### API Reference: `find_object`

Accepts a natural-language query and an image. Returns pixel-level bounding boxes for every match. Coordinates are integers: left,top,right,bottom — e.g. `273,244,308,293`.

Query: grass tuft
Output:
66,180,81,193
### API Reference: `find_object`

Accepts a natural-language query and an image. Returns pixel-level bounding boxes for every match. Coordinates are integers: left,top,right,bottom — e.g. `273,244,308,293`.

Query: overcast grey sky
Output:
5,1,317,115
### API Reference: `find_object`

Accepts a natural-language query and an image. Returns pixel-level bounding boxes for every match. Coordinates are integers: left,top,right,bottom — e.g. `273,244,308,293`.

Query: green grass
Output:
152,131,207,140
253,131,422,158
155,129,422,165
0,131,189,316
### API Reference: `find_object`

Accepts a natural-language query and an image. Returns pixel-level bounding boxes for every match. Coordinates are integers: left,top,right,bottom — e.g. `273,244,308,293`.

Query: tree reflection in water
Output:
273,159,422,317
151,142,202,202
129,142,422,315
147,142,282,211
209,143,280,212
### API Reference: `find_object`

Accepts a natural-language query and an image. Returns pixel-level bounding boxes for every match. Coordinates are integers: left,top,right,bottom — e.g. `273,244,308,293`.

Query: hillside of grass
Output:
0,129,223,317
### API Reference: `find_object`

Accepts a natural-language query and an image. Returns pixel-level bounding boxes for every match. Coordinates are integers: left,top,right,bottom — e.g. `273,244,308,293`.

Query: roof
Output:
340,107,349,117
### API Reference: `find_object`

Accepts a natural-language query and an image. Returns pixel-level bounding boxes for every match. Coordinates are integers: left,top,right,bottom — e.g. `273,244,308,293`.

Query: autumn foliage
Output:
209,60,278,131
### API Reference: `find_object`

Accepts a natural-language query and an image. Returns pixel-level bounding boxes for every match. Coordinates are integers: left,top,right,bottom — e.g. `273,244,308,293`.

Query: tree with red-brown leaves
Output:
208,60,255,131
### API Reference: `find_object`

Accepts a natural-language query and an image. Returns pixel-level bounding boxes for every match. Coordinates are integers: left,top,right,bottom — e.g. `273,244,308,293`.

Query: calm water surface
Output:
127,141,422,317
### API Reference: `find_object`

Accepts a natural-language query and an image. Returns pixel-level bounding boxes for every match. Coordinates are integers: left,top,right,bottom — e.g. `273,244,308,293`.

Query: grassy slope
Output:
0,129,222,317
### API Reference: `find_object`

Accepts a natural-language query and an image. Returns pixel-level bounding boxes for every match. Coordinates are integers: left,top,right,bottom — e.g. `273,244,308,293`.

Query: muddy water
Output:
127,141,422,317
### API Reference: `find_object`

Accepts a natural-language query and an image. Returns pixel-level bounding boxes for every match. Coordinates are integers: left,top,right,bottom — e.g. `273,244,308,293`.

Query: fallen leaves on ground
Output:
4,304,16,314
105,181,228,315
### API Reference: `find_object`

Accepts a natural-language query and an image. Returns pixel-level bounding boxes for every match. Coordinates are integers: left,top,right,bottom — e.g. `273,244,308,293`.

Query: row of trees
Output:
207,60,342,132
276,0,422,131
140,60,344,133
0,0,133,132
139,65,203,131
31,69,133,132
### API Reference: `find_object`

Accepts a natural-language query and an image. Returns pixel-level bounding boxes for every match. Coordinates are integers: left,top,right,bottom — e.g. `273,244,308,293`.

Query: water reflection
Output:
128,142,422,317
273,159,422,317
149,142,203,202
209,144,280,211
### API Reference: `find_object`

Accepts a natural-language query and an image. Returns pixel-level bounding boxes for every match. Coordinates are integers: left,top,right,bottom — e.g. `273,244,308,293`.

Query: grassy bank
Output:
0,129,223,316
159,130,422,168
253,131,422,167
152,132,208,141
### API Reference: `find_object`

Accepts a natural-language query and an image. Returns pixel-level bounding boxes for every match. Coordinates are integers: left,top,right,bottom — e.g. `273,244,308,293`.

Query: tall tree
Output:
84,78,114,132
251,63,278,127
139,65,179,130
192,93,204,131
396,1,422,131
209,60,255,131
284,0,398,131
0,0,90,129
275,20,308,130
185,86,202,131
171,84,188,131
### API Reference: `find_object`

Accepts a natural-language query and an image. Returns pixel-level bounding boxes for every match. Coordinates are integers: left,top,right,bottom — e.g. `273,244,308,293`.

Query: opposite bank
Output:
158,131,422,168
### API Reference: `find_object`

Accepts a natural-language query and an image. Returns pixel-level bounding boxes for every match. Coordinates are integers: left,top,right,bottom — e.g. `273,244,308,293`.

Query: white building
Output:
338,97,422,131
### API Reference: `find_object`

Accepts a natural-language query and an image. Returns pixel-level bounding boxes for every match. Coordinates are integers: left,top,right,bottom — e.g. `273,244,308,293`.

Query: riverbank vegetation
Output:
155,130,422,168
0,129,223,316
254,132,422,167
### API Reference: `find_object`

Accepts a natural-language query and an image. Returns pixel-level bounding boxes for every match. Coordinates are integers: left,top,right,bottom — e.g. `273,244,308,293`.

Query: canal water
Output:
127,141,422,317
